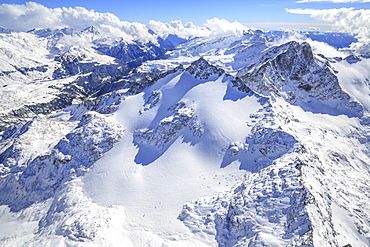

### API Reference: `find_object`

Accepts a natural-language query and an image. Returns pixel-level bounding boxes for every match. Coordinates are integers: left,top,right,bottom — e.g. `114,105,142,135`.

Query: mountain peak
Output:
186,57,224,79
1,26,370,247
81,25,101,35
237,40,363,116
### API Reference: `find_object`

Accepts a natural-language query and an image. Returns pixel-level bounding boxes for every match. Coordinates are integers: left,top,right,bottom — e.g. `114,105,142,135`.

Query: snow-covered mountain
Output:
0,25,370,247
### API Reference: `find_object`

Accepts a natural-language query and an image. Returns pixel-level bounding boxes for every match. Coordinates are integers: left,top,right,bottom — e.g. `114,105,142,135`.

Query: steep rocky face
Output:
0,104,124,211
176,96,314,246
96,40,165,67
135,101,203,151
0,28,370,247
0,28,179,132
0,86,124,211
186,57,225,79
178,160,313,247
237,41,363,116
0,70,125,132
53,50,129,79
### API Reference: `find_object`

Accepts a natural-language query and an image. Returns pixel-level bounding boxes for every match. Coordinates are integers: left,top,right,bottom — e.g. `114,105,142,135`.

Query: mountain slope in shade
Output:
0,27,369,247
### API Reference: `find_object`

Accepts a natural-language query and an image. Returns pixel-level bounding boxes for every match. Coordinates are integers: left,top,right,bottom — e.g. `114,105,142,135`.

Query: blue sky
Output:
1,0,369,30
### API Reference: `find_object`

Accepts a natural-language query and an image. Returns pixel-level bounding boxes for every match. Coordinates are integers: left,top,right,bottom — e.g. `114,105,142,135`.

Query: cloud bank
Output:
0,2,248,43
287,7,370,51
0,2,63,30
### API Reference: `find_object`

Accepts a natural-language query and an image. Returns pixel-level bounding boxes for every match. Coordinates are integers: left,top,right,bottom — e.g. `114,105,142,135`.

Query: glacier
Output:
0,24,370,247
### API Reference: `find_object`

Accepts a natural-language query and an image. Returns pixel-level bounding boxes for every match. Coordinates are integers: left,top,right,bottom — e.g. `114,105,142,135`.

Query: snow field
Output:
83,71,263,245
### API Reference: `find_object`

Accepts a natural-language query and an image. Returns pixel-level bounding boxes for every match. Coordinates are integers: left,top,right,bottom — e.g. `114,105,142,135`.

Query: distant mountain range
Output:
0,25,369,247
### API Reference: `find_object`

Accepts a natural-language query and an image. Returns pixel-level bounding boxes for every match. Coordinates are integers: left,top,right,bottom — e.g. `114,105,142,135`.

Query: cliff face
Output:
0,28,370,247
237,41,363,116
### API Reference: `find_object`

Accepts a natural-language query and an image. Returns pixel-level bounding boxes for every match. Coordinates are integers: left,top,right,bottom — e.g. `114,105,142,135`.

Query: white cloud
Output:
297,0,370,3
148,18,247,40
287,8,370,51
0,2,156,43
148,20,211,39
0,2,248,43
204,18,246,37
306,39,350,57
0,2,63,30
60,6,123,31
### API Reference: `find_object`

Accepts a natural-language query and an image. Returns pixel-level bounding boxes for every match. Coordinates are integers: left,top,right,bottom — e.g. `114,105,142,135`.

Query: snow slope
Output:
83,63,265,246
0,26,370,247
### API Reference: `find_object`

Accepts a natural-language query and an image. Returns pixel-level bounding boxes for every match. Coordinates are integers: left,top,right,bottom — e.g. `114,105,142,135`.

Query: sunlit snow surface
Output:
82,71,263,246
0,28,370,247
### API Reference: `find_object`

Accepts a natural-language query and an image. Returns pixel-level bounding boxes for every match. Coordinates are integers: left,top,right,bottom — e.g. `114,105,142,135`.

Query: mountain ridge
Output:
0,26,369,246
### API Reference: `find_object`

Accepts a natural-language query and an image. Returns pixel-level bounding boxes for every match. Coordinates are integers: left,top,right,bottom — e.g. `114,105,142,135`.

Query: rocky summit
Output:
0,25,370,247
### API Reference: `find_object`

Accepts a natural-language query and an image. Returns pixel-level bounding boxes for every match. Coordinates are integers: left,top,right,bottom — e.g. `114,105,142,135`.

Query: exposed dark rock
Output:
0,111,124,211
237,41,363,116
186,57,224,80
